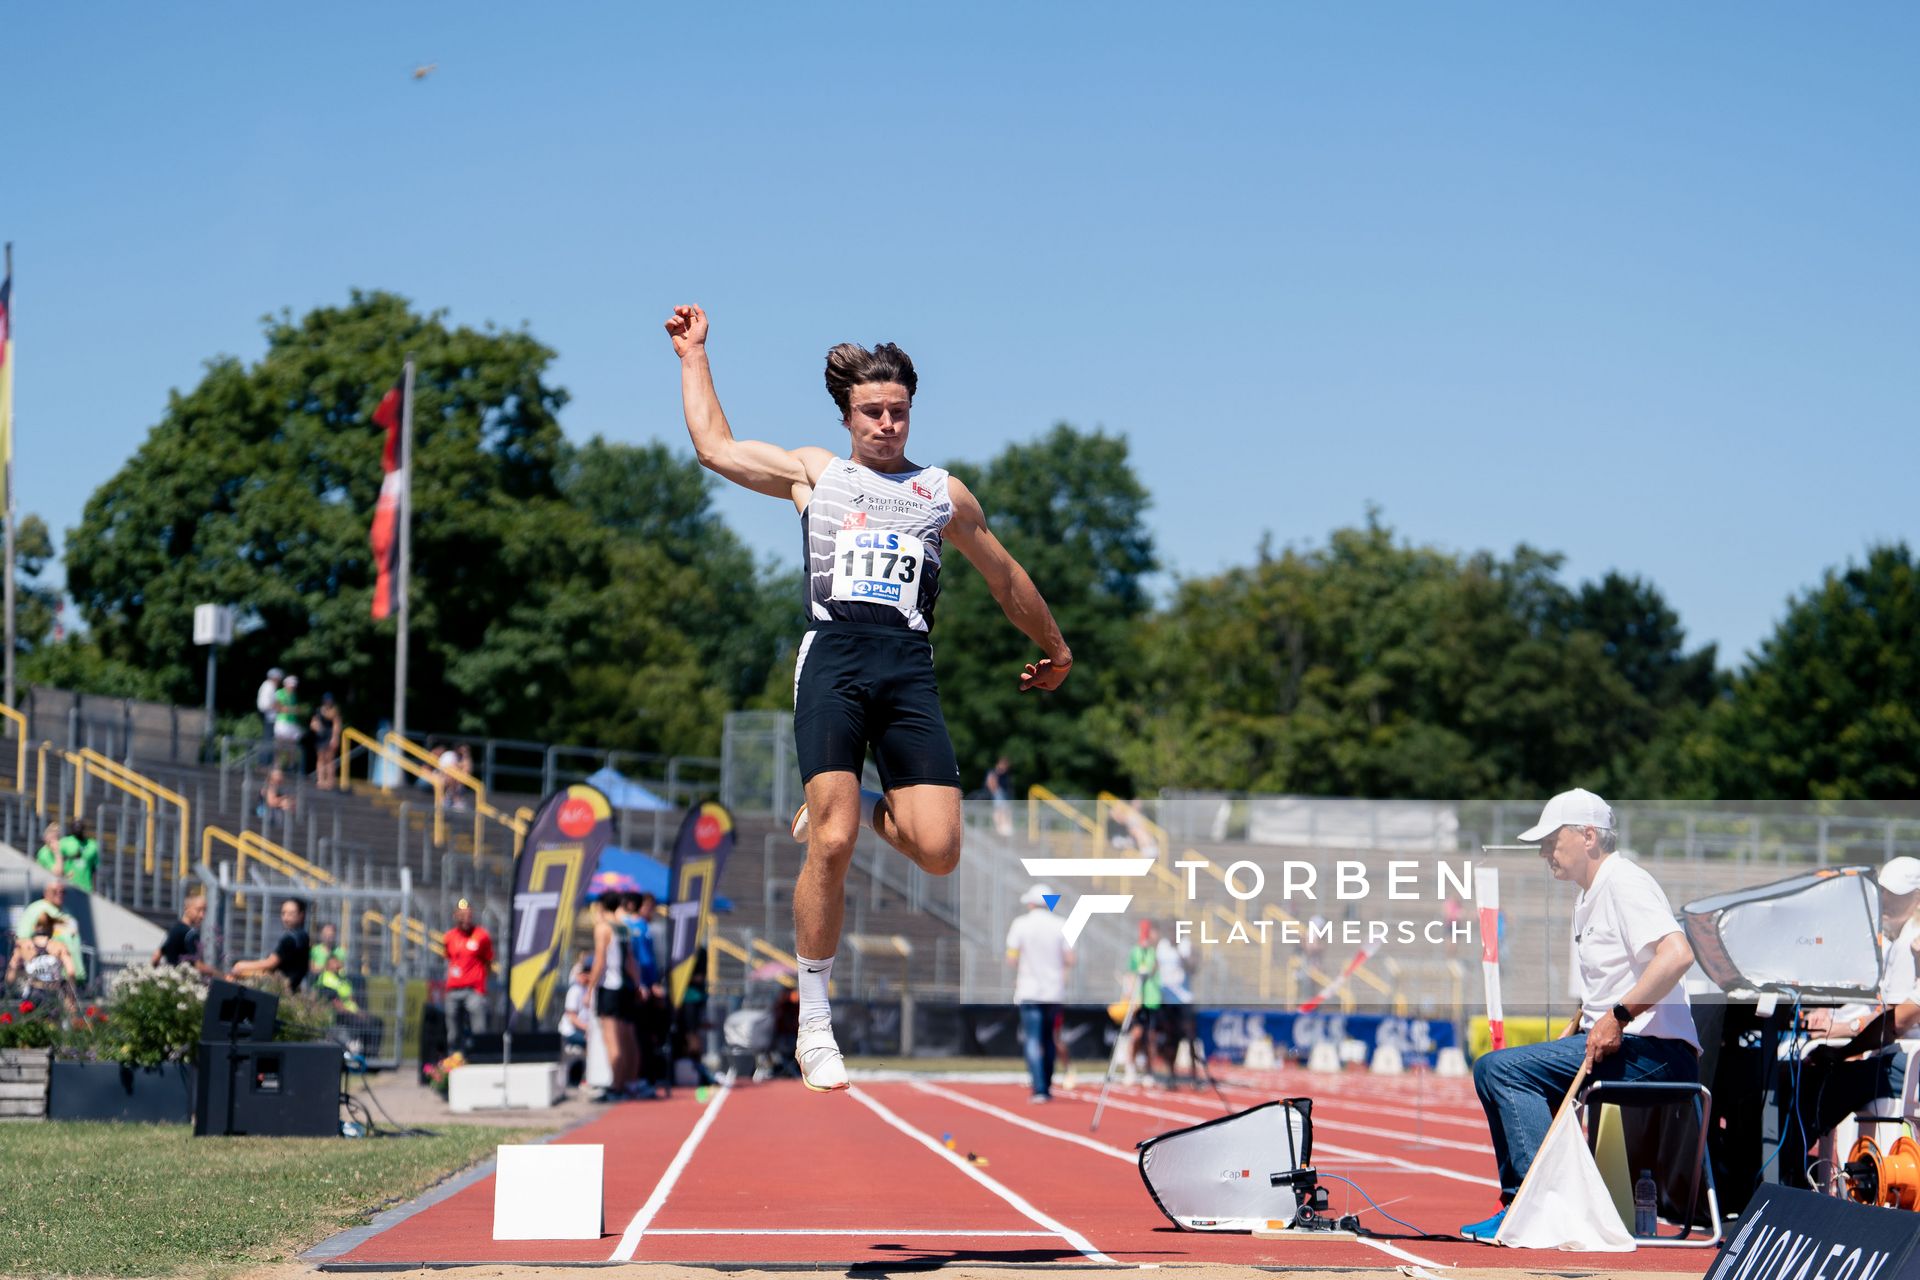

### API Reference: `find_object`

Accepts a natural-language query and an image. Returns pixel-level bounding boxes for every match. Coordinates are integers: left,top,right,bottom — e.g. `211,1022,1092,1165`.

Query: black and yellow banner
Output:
508,783,611,1024
665,800,734,1008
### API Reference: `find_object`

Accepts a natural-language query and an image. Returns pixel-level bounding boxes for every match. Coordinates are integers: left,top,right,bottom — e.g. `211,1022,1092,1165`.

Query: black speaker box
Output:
194,1040,341,1137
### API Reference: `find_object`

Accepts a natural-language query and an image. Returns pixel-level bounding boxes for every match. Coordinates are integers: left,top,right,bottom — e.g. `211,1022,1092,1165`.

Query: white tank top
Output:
600,925,626,991
801,458,953,632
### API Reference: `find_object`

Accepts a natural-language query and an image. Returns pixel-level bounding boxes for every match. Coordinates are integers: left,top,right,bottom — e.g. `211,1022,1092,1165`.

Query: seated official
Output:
1464,789,1700,1242
1773,856,1920,1188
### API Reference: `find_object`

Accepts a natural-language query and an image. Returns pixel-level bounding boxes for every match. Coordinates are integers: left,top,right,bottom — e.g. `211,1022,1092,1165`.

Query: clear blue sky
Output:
10,4,1916,665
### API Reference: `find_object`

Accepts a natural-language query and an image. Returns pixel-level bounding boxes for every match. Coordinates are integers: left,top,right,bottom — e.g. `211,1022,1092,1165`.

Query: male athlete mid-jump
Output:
665,304,1073,1092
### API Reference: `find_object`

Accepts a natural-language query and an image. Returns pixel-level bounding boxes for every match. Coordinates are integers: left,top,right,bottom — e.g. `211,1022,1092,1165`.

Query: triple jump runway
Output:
316,1069,1712,1273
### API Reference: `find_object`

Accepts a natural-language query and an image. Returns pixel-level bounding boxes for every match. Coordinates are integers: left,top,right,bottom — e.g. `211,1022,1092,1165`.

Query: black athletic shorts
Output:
595,986,637,1022
794,623,963,791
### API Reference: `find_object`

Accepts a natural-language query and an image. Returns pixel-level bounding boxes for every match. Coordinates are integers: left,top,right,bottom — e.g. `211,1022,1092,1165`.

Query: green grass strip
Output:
0,1121,541,1278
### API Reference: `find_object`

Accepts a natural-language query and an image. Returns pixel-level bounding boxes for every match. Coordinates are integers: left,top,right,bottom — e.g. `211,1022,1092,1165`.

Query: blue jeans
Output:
1473,1032,1699,1201
1019,1003,1061,1097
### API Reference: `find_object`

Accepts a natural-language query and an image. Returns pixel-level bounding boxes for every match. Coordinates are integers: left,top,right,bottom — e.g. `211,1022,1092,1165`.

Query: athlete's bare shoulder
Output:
793,447,836,485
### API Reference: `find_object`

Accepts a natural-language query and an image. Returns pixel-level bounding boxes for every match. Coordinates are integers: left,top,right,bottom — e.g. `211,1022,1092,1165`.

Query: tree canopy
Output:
43,292,1914,800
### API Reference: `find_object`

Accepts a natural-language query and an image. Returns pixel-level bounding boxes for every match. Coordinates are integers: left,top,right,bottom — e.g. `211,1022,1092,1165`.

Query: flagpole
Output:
394,355,414,742
3,241,14,711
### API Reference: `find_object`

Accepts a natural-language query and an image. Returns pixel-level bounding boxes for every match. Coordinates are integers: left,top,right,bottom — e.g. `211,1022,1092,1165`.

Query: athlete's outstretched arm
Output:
664,305,831,506
944,477,1074,693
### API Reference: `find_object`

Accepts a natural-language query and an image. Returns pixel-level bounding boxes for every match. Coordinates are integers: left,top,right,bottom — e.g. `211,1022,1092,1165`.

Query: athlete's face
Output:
844,382,912,465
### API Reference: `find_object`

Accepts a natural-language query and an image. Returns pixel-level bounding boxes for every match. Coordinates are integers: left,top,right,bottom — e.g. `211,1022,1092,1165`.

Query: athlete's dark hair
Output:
824,342,918,419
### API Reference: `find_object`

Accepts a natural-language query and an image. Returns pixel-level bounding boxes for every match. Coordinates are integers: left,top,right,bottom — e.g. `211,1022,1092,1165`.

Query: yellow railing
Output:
50,746,176,877
362,909,445,969
382,730,529,855
76,749,192,879
0,704,26,793
1027,785,1100,855
203,825,334,889
338,726,450,844
708,934,793,989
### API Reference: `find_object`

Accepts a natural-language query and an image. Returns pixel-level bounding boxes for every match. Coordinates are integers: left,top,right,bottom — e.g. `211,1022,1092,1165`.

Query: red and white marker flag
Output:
1478,866,1505,1051
1300,942,1380,1014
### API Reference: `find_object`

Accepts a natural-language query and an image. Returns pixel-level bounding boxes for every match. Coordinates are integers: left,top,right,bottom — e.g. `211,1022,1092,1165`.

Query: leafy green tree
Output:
64,291,589,737
1102,514,1706,799
11,513,59,653
1693,543,1919,799
932,424,1155,793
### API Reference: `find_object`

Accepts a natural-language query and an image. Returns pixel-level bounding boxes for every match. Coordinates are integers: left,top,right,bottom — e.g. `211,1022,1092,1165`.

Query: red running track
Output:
326,1069,1715,1272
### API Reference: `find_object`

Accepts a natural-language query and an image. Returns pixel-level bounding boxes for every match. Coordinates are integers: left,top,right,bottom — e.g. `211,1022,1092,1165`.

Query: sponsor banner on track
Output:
509,784,612,1024
1198,1009,1457,1067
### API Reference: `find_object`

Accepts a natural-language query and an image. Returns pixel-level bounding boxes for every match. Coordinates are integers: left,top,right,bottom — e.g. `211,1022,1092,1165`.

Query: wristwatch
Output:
1612,1002,1634,1026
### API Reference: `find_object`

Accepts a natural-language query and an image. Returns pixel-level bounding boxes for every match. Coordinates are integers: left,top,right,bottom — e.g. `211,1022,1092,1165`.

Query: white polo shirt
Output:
1573,853,1699,1051
1006,909,1071,1004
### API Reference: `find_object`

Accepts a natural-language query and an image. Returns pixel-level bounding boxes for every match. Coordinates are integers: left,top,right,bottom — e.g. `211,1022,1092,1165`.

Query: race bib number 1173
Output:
830,529,924,608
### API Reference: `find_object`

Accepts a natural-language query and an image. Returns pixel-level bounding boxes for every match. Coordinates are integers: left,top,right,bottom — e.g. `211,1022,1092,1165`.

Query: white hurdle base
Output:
493,1143,603,1240
450,1061,565,1112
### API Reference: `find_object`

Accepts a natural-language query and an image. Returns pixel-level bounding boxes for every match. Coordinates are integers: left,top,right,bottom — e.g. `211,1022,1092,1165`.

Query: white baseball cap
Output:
1020,884,1055,908
1517,788,1615,842
1880,858,1920,897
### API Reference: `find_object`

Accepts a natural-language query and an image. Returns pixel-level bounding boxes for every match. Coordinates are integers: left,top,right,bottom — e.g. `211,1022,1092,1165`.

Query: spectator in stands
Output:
8,913,78,1000
33,822,64,879
312,693,343,789
437,742,465,810
310,922,340,974
272,674,304,769
261,767,297,817
230,897,312,991
154,888,217,976
984,756,1014,838
17,879,86,985
314,952,360,1013
443,898,495,1052
256,667,284,741
57,822,100,895
1006,883,1072,1103
587,890,642,1101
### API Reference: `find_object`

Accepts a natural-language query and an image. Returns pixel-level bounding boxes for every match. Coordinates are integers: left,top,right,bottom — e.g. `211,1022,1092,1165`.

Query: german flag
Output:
369,376,407,620
0,266,12,509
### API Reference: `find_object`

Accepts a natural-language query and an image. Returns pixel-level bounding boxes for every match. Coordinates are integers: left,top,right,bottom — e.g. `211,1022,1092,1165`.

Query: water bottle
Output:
1633,1169,1658,1238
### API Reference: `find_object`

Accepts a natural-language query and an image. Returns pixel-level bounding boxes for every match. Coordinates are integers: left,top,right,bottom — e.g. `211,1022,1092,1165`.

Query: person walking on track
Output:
665,304,1073,1093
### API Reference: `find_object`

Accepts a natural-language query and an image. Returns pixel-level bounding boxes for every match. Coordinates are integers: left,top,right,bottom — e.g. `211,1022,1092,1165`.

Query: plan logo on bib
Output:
1019,855,1156,944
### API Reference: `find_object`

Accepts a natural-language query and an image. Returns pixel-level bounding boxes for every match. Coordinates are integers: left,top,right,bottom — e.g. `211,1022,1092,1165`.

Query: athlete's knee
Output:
803,830,859,869
915,829,962,876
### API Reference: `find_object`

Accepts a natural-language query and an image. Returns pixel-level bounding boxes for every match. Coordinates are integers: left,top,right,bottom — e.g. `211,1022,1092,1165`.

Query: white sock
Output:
796,953,834,1025
860,788,885,833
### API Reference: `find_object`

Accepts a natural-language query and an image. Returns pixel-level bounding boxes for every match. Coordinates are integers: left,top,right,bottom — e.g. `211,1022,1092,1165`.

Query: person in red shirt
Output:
443,899,495,1052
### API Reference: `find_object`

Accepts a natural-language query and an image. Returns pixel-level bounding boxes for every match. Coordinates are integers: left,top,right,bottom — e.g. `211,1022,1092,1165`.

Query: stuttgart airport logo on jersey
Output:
1019,855,1155,944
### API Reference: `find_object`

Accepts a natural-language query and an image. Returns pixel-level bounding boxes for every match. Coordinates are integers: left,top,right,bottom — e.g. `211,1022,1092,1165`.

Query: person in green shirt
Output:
32,821,64,879
310,922,340,974
1126,919,1164,1080
55,821,100,895
314,953,359,1013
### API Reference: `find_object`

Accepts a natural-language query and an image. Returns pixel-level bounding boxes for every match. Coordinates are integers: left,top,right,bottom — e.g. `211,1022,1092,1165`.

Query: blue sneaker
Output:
1460,1207,1506,1241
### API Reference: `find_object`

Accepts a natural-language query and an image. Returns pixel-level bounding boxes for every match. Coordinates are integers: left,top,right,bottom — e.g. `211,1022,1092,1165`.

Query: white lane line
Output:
922,1085,1449,1272
850,1087,1113,1263
1093,1081,1490,1149
912,1082,1134,1163
1058,1089,1499,1190
647,1229,1059,1237
1214,1077,1487,1128
609,1085,733,1260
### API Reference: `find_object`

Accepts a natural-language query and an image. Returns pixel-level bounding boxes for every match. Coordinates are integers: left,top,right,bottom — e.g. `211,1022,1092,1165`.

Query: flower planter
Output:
48,1061,196,1124
0,1048,52,1118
